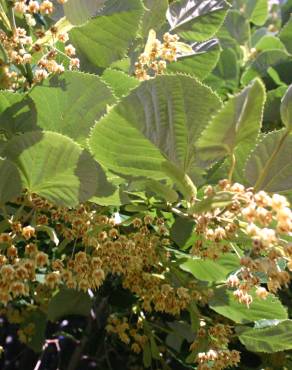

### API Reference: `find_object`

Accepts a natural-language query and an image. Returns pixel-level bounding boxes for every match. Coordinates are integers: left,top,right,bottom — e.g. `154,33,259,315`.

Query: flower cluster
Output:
135,32,179,81
190,322,240,370
106,314,149,354
191,180,292,306
0,0,78,90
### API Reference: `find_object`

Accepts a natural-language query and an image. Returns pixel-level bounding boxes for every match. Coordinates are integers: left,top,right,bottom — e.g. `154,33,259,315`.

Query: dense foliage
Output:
0,0,292,369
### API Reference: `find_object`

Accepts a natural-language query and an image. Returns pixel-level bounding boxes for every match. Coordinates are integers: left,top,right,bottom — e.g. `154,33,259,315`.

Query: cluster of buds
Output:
191,180,292,306
106,314,148,354
190,323,240,370
135,31,179,81
0,0,78,90
0,195,193,317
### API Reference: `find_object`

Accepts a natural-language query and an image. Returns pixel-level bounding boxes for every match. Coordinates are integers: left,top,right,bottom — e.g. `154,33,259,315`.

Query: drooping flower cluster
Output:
135,32,180,81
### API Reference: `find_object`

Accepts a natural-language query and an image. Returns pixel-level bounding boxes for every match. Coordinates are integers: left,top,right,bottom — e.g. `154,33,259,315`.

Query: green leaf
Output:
255,35,287,52
167,0,230,42
279,14,292,54
143,341,152,368
3,131,109,207
246,0,268,26
167,39,221,80
89,74,221,182
206,48,240,94
197,79,266,172
209,287,288,324
241,50,290,85
280,84,292,130
180,253,240,282
264,86,287,129
101,69,139,99
245,130,292,192
0,158,22,205
145,179,179,203
21,309,47,352
142,0,168,37
47,288,92,322
170,217,195,249
224,9,250,45
0,92,37,136
63,0,105,25
239,320,292,353
69,0,144,70
29,71,116,146
150,336,160,360
166,321,195,352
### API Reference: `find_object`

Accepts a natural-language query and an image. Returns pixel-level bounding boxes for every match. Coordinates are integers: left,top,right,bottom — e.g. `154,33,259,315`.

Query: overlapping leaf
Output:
166,0,230,42
167,39,221,80
245,130,292,192
89,74,221,186
196,79,266,172
0,158,22,205
0,92,37,136
101,69,139,99
29,71,116,146
180,253,240,282
210,287,288,324
241,49,290,85
69,0,144,70
2,131,109,207
239,320,292,353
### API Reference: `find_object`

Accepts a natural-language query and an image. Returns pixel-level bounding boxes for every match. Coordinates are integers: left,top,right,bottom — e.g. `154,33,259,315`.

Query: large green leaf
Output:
89,74,221,183
197,79,266,172
279,15,292,54
167,39,221,80
166,0,230,42
209,287,288,324
69,0,144,71
0,92,37,136
180,253,240,282
245,130,292,192
0,158,22,205
101,69,139,99
29,72,116,146
3,131,110,207
239,320,292,353
48,288,92,322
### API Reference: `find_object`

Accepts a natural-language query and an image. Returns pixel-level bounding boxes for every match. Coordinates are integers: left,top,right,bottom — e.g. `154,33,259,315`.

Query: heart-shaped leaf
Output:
3,131,110,207
89,74,221,194
29,71,116,146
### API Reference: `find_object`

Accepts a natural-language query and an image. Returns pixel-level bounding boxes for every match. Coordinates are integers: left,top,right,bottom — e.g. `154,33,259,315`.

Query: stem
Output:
228,152,236,183
254,130,290,192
